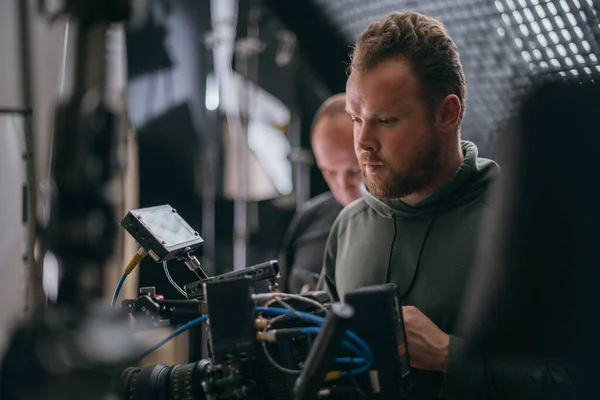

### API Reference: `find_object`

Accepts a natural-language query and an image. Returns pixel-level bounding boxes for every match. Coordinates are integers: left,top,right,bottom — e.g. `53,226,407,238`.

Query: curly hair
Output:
351,12,467,124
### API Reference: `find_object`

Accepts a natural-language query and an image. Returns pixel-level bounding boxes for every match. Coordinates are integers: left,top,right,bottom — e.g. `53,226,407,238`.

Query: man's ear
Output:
436,94,461,135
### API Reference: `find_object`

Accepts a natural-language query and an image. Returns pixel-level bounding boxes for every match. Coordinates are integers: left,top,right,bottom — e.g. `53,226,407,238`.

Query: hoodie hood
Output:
361,141,499,219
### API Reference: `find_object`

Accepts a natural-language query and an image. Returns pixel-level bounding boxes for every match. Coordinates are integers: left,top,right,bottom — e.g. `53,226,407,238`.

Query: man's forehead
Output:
313,114,353,138
345,89,403,116
346,60,418,110
313,131,356,158
315,142,358,169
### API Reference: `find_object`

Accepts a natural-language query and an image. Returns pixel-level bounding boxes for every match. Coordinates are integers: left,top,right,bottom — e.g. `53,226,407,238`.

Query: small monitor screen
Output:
137,208,197,248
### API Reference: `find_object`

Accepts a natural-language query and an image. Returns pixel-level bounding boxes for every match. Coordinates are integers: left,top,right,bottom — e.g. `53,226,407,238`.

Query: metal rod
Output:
17,0,46,314
233,9,259,271
24,112,46,312
201,55,217,276
0,108,33,115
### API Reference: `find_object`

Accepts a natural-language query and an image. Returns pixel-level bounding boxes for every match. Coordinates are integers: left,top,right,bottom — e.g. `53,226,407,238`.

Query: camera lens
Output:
118,361,210,400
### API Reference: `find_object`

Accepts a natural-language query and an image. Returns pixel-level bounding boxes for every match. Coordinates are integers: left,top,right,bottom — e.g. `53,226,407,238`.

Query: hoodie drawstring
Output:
385,216,399,285
386,213,437,299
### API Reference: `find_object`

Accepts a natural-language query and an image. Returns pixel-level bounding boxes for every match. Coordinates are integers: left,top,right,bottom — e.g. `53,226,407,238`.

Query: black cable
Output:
386,214,437,300
384,216,398,285
349,375,364,393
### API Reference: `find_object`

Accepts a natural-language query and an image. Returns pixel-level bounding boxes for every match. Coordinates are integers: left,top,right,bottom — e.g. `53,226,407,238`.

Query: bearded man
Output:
321,11,575,400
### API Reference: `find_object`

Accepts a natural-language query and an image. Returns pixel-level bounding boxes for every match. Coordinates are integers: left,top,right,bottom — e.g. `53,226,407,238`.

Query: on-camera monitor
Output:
137,207,197,248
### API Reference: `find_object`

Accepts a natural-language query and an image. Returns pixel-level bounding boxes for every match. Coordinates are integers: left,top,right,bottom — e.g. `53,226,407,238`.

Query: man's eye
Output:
351,116,362,123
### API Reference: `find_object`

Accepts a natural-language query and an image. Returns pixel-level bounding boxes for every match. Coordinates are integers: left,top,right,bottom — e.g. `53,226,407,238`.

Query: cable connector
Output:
324,371,342,381
180,253,209,280
257,330,277,342
183,254,201,271
257,328,304,342
124,247,148,275
255,318,269,330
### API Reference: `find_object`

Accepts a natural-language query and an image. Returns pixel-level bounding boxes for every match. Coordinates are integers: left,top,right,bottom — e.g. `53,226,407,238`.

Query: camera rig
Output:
114,205,413,400
118,273,413,400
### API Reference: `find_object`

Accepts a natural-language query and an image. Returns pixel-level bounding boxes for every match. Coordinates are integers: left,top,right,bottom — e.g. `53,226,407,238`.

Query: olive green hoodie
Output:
322,141,575,399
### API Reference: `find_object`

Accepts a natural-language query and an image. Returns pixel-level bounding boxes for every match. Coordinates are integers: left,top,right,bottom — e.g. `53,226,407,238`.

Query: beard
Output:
360,129,443,200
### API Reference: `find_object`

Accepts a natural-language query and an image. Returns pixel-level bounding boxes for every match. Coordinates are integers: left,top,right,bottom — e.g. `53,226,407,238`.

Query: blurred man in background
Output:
279,93,361,294
322,12,573,399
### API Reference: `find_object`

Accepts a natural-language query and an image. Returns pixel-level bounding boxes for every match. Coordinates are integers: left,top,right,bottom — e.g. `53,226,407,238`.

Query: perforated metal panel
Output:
313,0,600,156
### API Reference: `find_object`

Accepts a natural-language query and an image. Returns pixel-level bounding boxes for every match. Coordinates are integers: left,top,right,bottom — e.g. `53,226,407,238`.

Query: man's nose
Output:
355,122,379,152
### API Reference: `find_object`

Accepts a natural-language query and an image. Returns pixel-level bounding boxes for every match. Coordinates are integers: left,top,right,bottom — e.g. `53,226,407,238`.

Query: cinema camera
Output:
113,205,412,400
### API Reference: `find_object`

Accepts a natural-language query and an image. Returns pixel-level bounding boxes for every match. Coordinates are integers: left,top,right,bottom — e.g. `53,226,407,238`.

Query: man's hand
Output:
402,305,450,372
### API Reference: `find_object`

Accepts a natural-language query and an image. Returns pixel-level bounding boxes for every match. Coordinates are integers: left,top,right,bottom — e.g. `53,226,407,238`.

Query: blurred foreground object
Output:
0,111,29,355
459,75,600,362
1,0,149,399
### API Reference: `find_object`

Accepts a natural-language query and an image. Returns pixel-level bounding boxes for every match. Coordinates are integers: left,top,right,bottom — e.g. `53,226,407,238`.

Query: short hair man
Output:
322,12,573,399
279,93,361,294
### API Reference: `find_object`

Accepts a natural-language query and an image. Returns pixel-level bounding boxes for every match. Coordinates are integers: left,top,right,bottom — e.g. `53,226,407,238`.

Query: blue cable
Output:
256,306,373,375
335,357,366,364
111,273,127,308
256,307,372,358
140,315,208,359
301,326,369,374
300,327,362,357
135,306,373,374
257,306,324,325
341,330,373,375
